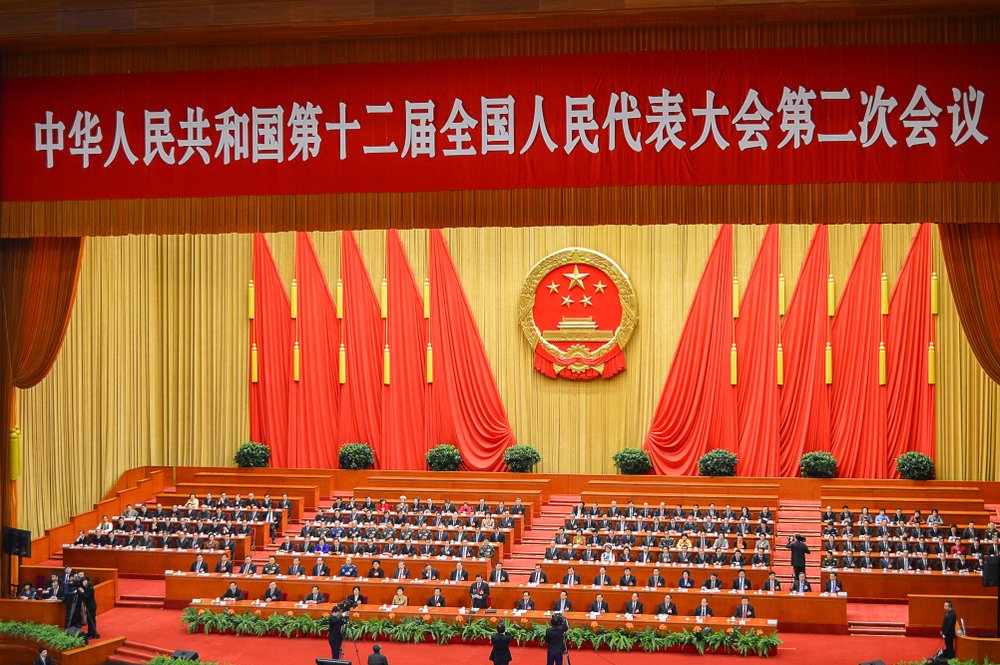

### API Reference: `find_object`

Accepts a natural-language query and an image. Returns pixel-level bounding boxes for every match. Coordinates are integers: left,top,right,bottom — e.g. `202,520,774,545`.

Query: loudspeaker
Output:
315,660,352,665
1,526,31,558
983,556,999,587
170,650,200,661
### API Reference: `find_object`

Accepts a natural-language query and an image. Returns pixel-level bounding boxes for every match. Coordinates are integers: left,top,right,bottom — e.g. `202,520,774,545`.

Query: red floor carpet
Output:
97,607,942,665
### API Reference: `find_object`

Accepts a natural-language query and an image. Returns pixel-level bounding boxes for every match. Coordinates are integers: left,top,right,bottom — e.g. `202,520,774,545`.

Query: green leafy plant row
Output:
0,620,87,651
339,442,375,470
180,608,782,655
147,657,232,665
233,441,271,468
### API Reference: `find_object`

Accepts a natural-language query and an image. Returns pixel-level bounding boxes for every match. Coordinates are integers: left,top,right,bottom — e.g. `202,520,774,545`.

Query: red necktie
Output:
743,606,747,618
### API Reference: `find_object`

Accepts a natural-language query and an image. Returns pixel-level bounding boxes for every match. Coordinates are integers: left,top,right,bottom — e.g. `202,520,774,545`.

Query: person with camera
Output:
77,576,99,639
785,534,811,580
544,614,569,665
328,598,354,659
489,621,513,665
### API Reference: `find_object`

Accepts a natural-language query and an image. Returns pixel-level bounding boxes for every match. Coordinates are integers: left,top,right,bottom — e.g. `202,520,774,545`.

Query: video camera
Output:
334,598,359,613
551,612,568,628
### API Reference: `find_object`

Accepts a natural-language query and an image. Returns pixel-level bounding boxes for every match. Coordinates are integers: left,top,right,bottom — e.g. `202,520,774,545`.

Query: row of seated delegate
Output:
819,519,994,541
563,515,774,535
821,533,998,556
278,537,501,558
820,550,983,572
820,506,979,527
208,580,775,618
570,502,775,523
541,544,771,566
295,520,512,542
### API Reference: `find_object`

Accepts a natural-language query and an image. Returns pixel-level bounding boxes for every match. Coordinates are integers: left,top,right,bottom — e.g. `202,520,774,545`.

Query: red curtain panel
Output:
383,230,429,470
778,225,831,477
644,225,737,475
830,225,887,479
939,223,1000,385
249,234,293,468
0,237,84,536
886,223,935,476
736,225,780,477
287,232,341,468
338,231,384,464
427,229,515,471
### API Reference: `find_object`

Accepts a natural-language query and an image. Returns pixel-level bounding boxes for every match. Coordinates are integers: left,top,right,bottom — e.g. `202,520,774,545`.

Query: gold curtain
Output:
17,224,1000,535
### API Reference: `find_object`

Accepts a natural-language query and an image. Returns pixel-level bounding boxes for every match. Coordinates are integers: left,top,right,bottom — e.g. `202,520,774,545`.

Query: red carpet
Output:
97,607,942,665
847,603,908,624
119,578,167,597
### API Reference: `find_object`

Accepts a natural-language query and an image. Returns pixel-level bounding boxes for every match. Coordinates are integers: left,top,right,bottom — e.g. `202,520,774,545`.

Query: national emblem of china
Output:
518,248,637,380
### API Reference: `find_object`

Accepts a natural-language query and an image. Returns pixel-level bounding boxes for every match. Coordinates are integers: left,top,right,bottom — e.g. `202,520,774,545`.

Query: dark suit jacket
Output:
625,600,643,614
734,604,756,619
263,588,282,601
367,654,389,665
656,602,677,615
489,633,514,665
516,599,536,610
427,595,447,607
553,599,572,612
693,605,714,617
942,609,957,639
588,601,609,613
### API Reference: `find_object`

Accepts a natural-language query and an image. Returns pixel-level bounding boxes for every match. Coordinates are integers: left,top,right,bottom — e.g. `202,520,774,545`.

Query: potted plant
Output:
896,452,935,480
503,445,541,473
799,451,837,478
612,448,653,475
426,444,463,471
233,441,271,468
698,449,737,477
339,442,375,470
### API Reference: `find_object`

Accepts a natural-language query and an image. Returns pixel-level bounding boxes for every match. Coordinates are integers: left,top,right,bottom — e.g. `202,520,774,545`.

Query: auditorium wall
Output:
13,223,1000,535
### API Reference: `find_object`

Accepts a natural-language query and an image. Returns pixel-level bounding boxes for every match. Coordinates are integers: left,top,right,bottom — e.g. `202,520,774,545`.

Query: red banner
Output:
1,43,997,202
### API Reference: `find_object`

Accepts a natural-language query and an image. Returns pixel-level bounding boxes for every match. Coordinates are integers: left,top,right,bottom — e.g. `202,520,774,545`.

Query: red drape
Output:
287,232,340,468
428,229,515,471
644,225,737,475
249,234,293,468
830,225,887,479
0,237,85,544
886,223,935,475
939,224,1000,385
736,225,779,477
383,230,429,470
338,231,384,461
778,225,831,477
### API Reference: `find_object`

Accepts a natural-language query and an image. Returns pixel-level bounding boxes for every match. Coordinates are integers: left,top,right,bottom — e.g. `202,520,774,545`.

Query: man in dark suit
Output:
942,600,958,658
34,647,53,665
190,554,208,573
625,592,643,615
489,623,513,665
762,572,781,591
785,534,811,581
220,581,243,600
214,554,233,574
553,590,572,613
619,567,637,587
490,563,510,584
421,564,440,580
593,566,612,586
469,574,490,609
327,608,348,659
263,581,282,602
367,644,388,665
562,567,581,586
693,598,713,617
449,563,469,581
656,594,677,616
824,572,844,593
588,593,609,614
287,557,305,576
304,585,325,603
391,562,410,580
732,570,752,592
647,567,666,588
528,564,548,584
734,596,755,619
238,555,256,575
701,573,723,590
313,557,331,577
516,591,535,610
427,588,447,607
544,615,568,665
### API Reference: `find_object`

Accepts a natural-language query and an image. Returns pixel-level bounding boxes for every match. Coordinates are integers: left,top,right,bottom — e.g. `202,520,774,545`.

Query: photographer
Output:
328,598,354,659
77,576,99,639
489,622,513,665
544,614,569,665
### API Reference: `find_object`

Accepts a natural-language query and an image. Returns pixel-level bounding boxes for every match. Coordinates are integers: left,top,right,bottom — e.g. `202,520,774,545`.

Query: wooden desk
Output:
957,634,1000,661
822,485,983,500
185,601,777,639
165,573,837,631
175,483,321,509
538,562,771,589
580,492,779,510
193,472,334,497
301,513,524,544
0,636,126,665
0,580,117,625
586,479,780,494
281,532,511,560
907,594,999,637
64,544,248,576
165,570,491,609
153,493,304,521
20,566,118,589
819,569,988,599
